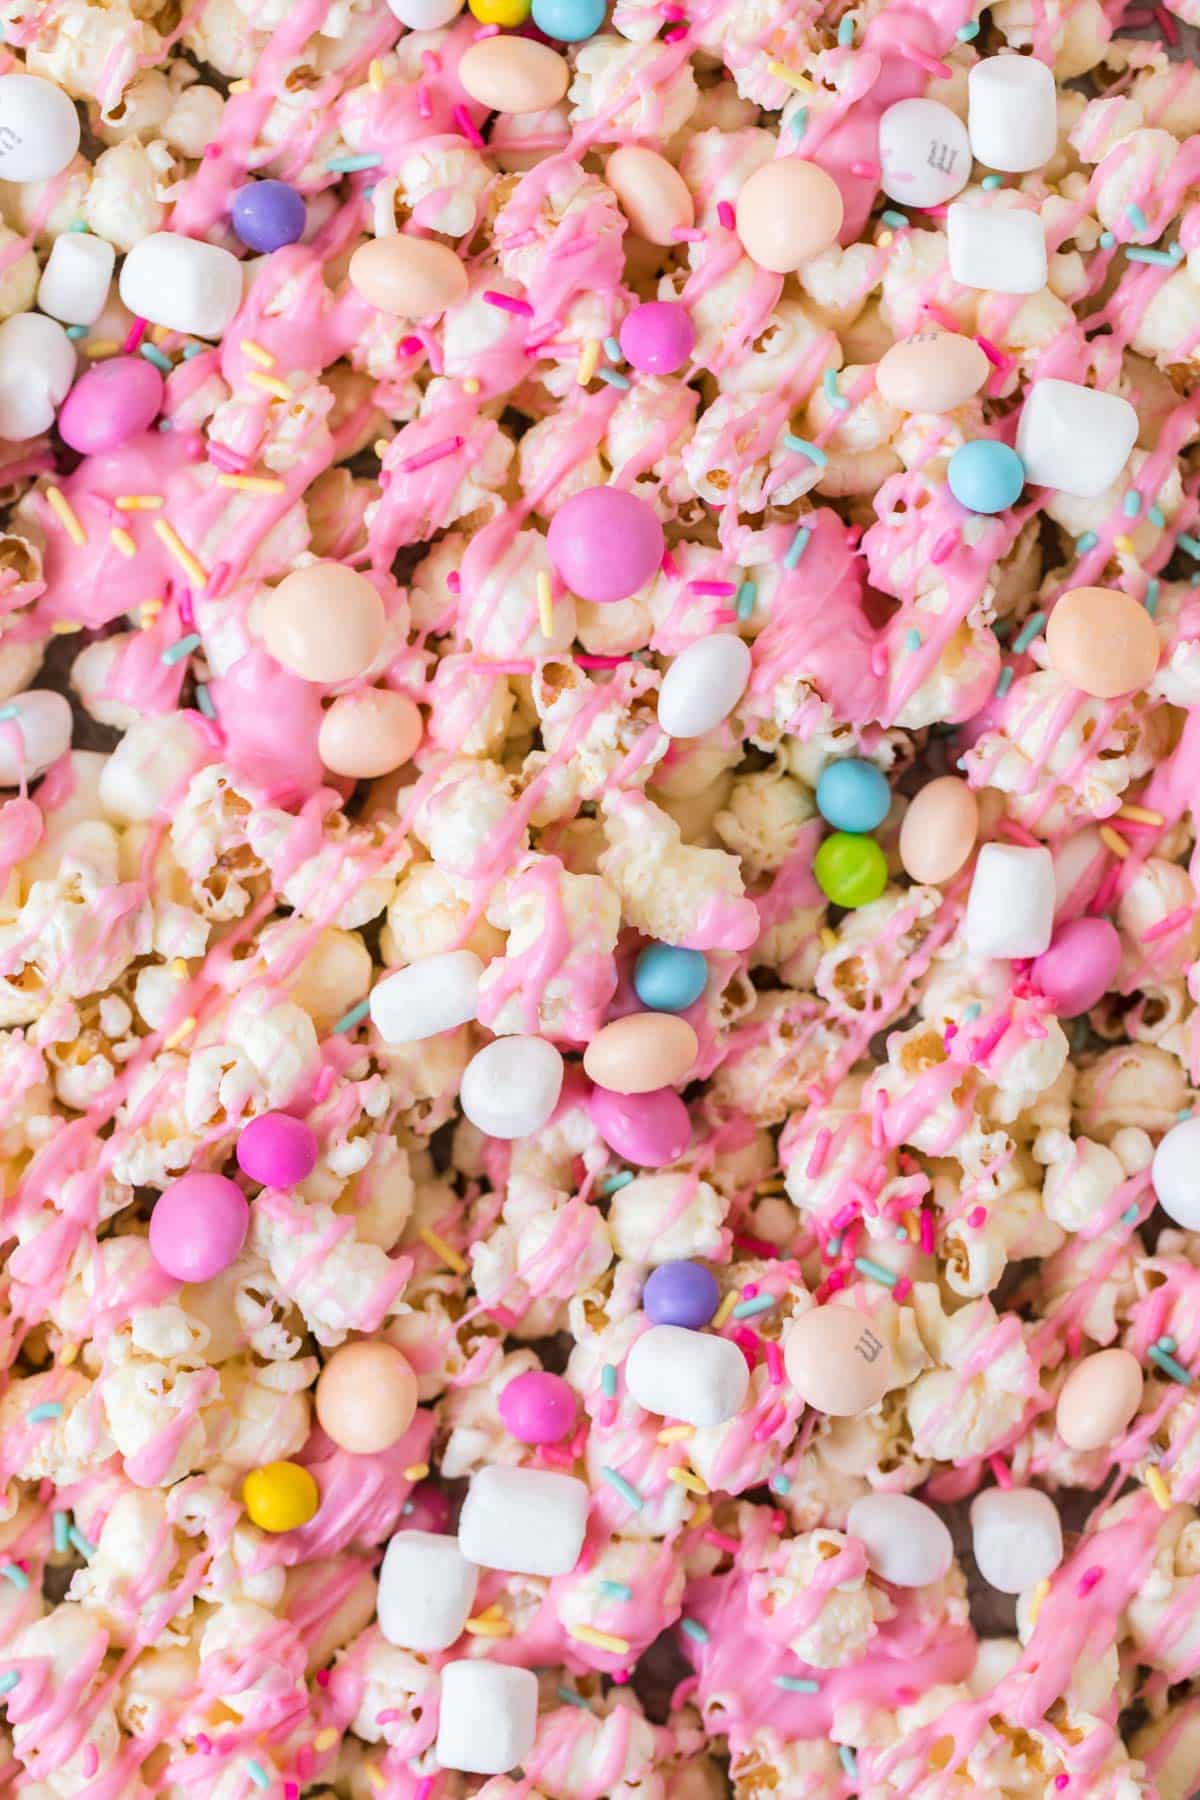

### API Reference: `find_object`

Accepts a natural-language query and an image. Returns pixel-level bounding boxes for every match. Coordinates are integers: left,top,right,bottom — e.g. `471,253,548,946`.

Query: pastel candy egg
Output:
458,38,570,114
1056,1347,1144,1452
315,1341,419,1453
588,1084,690,1168
58,355,164,453
498,1370,576,1444
469,0,529,19
0,74,80,183
370,950,484,1044
1030,917,1121,1017
242,1460,319,1533
816,758,890,833
349,235,468,319
605,146,695,245
1044,585,1160,699
875,332,990,414
659,635,752,740
947,439,1025,514
642,1260,719,1329
633,943,707,1012
969,1487,1062,1594
0,312,76,441
0,691,73,785
236,1112,318,1186
318,688,423,778
878,97,971,209
460,1035,564,1139
149,1172,249,1283
813,832,888,908
735,157,844,273
619,300,695,375
1151,1115,1200,1229
547,486,664,604
898,776,979,885
847,1493,954,1588
783,1305,892,1415
388,0,464,21
261,563,386,685
583,1013,698,1094
231,179,306,253
532,0,604,35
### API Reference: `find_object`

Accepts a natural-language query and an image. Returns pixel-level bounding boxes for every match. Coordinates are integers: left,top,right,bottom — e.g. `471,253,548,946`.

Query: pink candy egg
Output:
583,1012,698,1095
319,688,423,779
400,1480,453,1534
315,1340,419,1454
57,355,164,454
1030,917,1121,1017
348,236,468,320
546,486,664,604
605,145,695,245
498,1370,576,1444
898,776,979,886
619,301,695,375
261,563,386,686
588,1083,690,1168
237,1112,318,1186
783,1305,893,1416
1056,1347,1144,1452
875,331,990,414
735,158,844,273
1044,586,1160,699
458,37,569,113
149,1172,249,1283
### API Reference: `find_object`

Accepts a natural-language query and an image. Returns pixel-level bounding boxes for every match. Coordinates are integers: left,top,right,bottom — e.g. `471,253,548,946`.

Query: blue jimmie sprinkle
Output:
326,153,381,173
1075,530,1098,554
1148,1343,1193,1385
599,1579,632,1600
1125,201,1150,233
1011,611,1045,654
839,1746,859,1779
0,1672,20,1695
995,666,1014,698
25,1402,63,1423
1099,231,1115,249
245,1760,271,1791
837,14,854,43
1123,490,1142,518
769,1471,792,1493
331,998,370,1034
775,1675,820,1693
1121,1204,1139,1226
65,324,88,339
955,18,979,36
732,1293,777,1319
599,1171,633,1194
139,343,173,375
557,1686,591,1709
854,1256,897,1289
904,628,922,651
161,633,201,666
1148,505,1165,527
600,1467,643,1511
596,367,630,389
981,173,1004,190
880,209,908,228
603,336,623,362
784,527,811,569
789,107,809,137
783,434,827,466
0,1566,28,1590
68,1528,95,1559
53,1511,70,1553
736,581,756,620
823,367,849,410
195,684,216,719
680,1618,709,1643
601,1364,618,1397
1126,246,1182,266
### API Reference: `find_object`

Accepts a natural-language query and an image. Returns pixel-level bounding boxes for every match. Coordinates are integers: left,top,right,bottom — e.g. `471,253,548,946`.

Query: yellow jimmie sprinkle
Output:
1099,826,1130,861
247,370,293,402
465,1615,513,1637
711,1289,739,1330
239,339,275,368
820,927,838,950
1119,803,1164,826
403,1462,430,1481
878,230,893,247
365,1767,386,1793
567,1624,630,1656
170,958,189,978
163,1014,197,1050
115,495,164,510
150,324,172,346
417,1225,467,1275
689,1502,712,1533
369,57,385,90
50,620,81,636
667,1466,708,1496
657,1424,695,1444
153,519,208,588
463,376,481,395
577,338,600,386
84,339,120,358
228,77,251,92
373,438,390,459
46,486,87,546
58,1341,79,1365
1113,534,1136,556
313,1729,339,1752
767,60,814,91
110,527,137,558
1146,1465,1172,1511
140,598,164,628
537,570,554,638
1028,1577,1050,1627
217,473,288,494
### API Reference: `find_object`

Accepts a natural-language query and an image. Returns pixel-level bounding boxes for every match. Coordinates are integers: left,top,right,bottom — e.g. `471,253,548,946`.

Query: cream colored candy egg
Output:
735,158,844,273
349,236,468,319
605,146,695,246
319,689,423,779
784,1305,892,1416
875,331,990,413
315,1341,419,1454
262,564,387,686
1055,1347,1144,1452
1044,586,1161,699
583,1013,698,1095
458,38,569,113
899,776,979,886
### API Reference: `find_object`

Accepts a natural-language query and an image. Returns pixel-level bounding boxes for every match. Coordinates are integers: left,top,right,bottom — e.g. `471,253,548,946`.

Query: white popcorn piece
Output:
459,1465,588,1576
377,1531,479,1651
1015,377,1139,498
947,203,1048,294
625,1323,750,1427
965,844,1055,959
436,1660,538,1775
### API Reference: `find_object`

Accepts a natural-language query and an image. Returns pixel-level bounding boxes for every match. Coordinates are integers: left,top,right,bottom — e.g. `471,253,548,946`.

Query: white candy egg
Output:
658,635,752,740
847,1493,954,1588
387,0,465,23
460,1035,564,1138
969,1487,1062,1594
0,313,76,441
0,74,80,183
1151,1116,1200,1229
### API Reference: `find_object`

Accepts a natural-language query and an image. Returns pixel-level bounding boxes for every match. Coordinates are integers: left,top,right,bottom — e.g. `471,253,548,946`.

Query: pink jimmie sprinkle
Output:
922,299,961,333
83,1746,98,1778
483,290,534,316
753,1403,785,1442
919,1210,935,1255
807,1128,832,1179
897,42,951,76
1142,905,1193,942
733,1232,778,1257
1077,1567,1103,1596
123,316,147,353
732,1327,760,1366
664,23,689,38
975,334,1005,368
453,103,484,147
764,1338,784,1385
704,1528,741,1554
414,1779,435,1800
574,652,632,669
398,435,464,473
931,529,959,564
967,1206,988,1228
315,1670,331,1688
196,1734,213,1754
1054,1778,1070,1793
893,1276,912,1301
690,579,737,595
400,335,424,356
446,570,461,593
988,1454,1013,1490
208,442,248,473
717,200,735,229
285,1786,300,1800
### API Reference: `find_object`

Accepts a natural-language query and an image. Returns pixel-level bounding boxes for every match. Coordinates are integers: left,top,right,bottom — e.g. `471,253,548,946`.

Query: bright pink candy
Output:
1030,917,1121,1017
498,1370,576,1444
399,1480,453,1534
57,356,165,454
546,486,665,604
148,1172,249,1283
589,1084,691,1168
237,1112,318,1186
619,301,695,375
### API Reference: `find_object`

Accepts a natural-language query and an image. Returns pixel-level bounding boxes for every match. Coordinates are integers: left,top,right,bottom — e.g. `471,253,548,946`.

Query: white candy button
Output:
1152,1115,1200,1229
459,1465,588,1577
658,635,752,740
460,1035,564,1139
964,843,1055,960
377,1530,479,1651
847,1493,954,1588
970,1487,1062,1594
0,74,80,182
0,312,75,441
387,0,464,22
878,99,971,209
370,951,483,1044
968,56,1057,173
947,203,1047,294
0,690,72,784
119,232,243,339
625,1323,750,1428
436,1660,537,1775
1015,377,1139,500
38,232,115,325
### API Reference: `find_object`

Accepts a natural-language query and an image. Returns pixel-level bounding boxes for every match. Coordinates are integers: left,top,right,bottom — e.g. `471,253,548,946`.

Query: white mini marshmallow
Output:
947,203,1047,294
460,1035,564,1139
964,843,1055,960
625,1323,750,1427
388,0,464,21
370,950,483,1044
37,232,116,325
1015,377,1139,499
459,1465,588,1576
436,1660,537,1775
878,99,971,209
1151,1115,1200,1229
847,1493,954,1588
377,1531,479,1651
970,1487,1062,1594
0,312,75,441
658,635,752,740
0,690,72,784
968,56,1057,172
119,232,243,340
0,74,80,182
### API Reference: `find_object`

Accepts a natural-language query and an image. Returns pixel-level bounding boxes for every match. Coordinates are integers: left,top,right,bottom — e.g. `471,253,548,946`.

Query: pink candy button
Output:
1030,917,1121,1017
546,487,664,604
237,1112,318,1186
498,1370,576,1444
149,1172,249,1283
57,355,165,454
588,1083,690,1168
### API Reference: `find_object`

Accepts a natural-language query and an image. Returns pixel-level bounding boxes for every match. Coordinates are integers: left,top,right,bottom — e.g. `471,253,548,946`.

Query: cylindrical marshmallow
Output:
964,843,1055,960
369,951,483,1044
1152,1115,1200,1229
658,635,753,739
119,232,243,339
967,56,1057,173
460,1035,564,1139
969,1486,1062,1594
377,1531,479,1651
1015,377,1138,501
436,1661,538,1775
0,74,80,182
847,1494,954,1588
878,98,971,208
624,1323,750,1427
37,232,116,325
0,312,75,441
458,1465,588,1576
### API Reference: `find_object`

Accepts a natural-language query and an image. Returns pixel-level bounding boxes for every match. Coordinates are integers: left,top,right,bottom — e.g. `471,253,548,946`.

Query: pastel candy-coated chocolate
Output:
436,1661,538,1775
318,688,423,778
619,300,696,374
242,1460,319,1532
460,1035,564,1138
1030,917,1121,1017
875,331,990,414
658,635,752,739
847,1493,954,1587
878,97,970,207
947,438,1025,513
899,776,978,885
458,1464,587,1576
236,1112,318,1185
633,943,708,1011
377,1530,479,1651
149,1172,249,1282
583,1012,698,1094
457,38,569,113
624,1322,750,1427
813,831,888,908
0,74,80,182
1043,585,1160,698
1055,1348,1144,1452
969,1486,1063,1593
606,146,695,244
498,1370,576,1444
348,235,468,319
735,157,844,272
57,355,165,453
532,0,605,38
816,757,890,833
642,1260,719,1328
231,179,307,253
387,0,463,20
784,1305,893,1415
1151,1115,1200,1230
315,1341,419,1453
588,1083,691,1167
547,486,664,604
261,563,387,685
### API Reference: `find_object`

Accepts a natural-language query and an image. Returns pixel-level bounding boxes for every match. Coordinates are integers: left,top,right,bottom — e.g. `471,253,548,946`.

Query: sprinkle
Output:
657,1424,695,1443
1075,530,1098,554
732,1293,777,1318
994,667,1015,701
712,1289,740,1329
462,376,480,395
417,1226,467,1275
679,1618,709,1643
1076,1566,1102,1596
1011,611,1045,653
604,336,623,362
775,1675,820,1693
1098,232,1116,250
1028,1577,1050,1626
667,1466,708,1495
767,60,815,91
368,56,385,89
399,435,464,473
1123,490,1142,518
600,1172,633,1196
1127,245,1182,265
896,42,951,77
850,160,879,180
1098,826,1130,860
955,17,979,34
404,1462,430,1481
163,1016,196,1051
25,1402,63,1423
880,209,908,228
314,1729,339,1752
483,290,533,316
84,339,120,358
53,1511,69,1552
854,1255,897,1288
770,1472,792,1493
596,366,631,389
558,1686,590,1709
837,13,855,41
838,1747,858,1779
822,367,850,411
1121,1203,1139,1225
1149,1343,1193,1384
240,339,275,367
0,1564,29,1591
45,487,87,547
109,526,137,558
217,473,287,494
452,103,484,147
1178,532,1200,561
601,1364,618,1397
981,173,1005,190
465,1615,513,1636
704,1529,741,1554
1118,803,1164,826
115,494,163,510
600,1467,644,1511
1146,1465,1172,1510
568,1624,630,1655
123,317,147,353
789,106,809,138
988,1454,1012,1490
366,1768,386,1793
153,519,208,587
1115,535,1138,560
161,630,202,664
904,627,922,652
783,433,827,465
65,323,88,339
1125,201,1150,233
0,1673,20,1695
736,580,756,620
599,1580,633,1600
247,370,294,404
1158,1334,1177,1352
138,342,173,375
326,152,381,172
784,526,811,569
577,339,600,386
245,1760,271,1790
1148,505,1165,527
716,200,735,229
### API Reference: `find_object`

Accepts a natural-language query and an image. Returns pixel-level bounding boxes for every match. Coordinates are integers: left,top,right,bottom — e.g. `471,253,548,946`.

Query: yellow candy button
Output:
468,0,532,22
242,1460,319,1533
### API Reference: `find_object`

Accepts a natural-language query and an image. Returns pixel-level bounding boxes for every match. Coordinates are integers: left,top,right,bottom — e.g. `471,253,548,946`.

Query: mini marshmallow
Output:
377,1531,479,1651
878,98,971,209
0,313,75,442
460,1035,564,1139
37,233,116,326
0,74,80,182
1015,377,1139,499
119,232,243,340
625,1323,750,1427
436,1660,537,1775
968,56,1057,172
970,1487,1062,1594
1151,1115,1200,1229
369,950,483,1044
947,203,1047,294
458,1465,588,1576
964,844,1055,960
847,1494,954,1588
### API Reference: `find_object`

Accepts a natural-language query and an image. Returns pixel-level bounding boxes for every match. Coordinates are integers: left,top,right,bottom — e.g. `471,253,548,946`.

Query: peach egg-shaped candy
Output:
899,776,979,886
262,563,386,686
348,236,468,319
735,158,844,273
583,1013,698,1095
1044,586,1160,699
318,689,423,779
784,1304,892,1416
315,1340,419,1453
1055,1347,1144,1452
605,146,695,246
458,37,569,114
875,331,990,414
